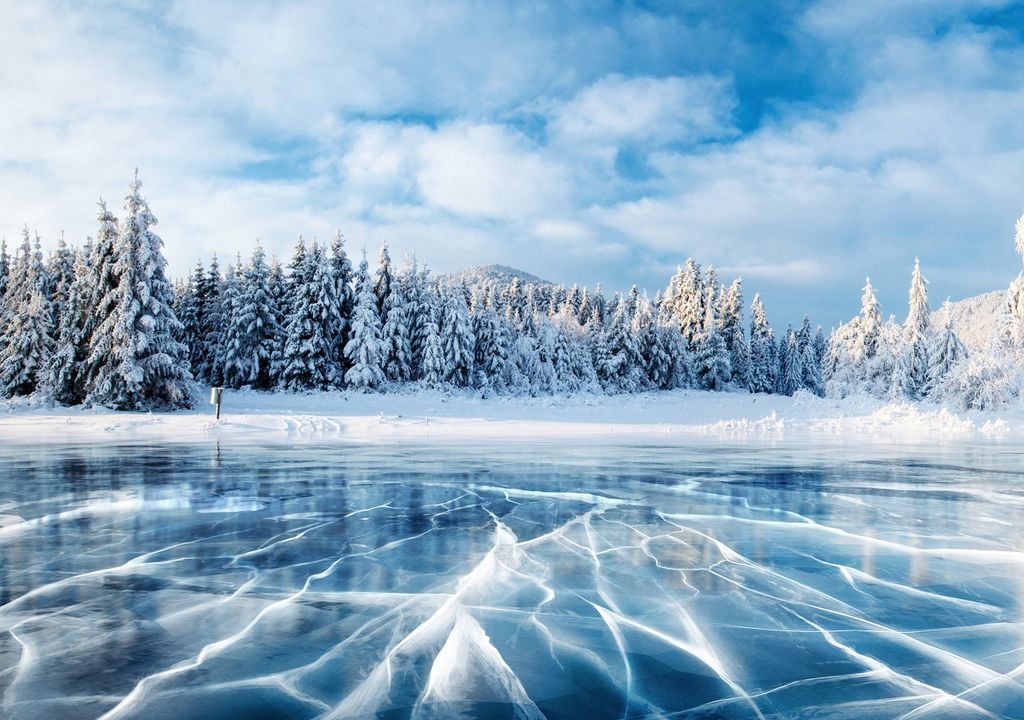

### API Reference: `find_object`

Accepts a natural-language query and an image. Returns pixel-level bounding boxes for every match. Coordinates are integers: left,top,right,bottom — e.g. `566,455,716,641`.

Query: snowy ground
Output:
1,388,1020,445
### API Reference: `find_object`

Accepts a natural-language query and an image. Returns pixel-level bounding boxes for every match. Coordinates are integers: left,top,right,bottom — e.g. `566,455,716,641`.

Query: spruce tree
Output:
49,243,93,404
896,258,931,400
0,284,53,398
927,305,968,395
420,307,445,389
374,240,394,326
0,236,9,301
222,243,282,389
777,327,802,396
344,252,385,390
380,274,412,383
695,300,731,391
720,278,749,389
279,243,343,390
85,172,192,409
439,284,474,387
748,294,775,394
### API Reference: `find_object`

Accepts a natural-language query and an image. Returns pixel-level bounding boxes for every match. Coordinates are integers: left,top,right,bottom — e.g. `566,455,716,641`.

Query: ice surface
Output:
0,441,1023,719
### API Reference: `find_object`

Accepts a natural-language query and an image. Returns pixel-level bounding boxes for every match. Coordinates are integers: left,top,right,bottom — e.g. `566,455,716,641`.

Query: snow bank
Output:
3,388,1023,446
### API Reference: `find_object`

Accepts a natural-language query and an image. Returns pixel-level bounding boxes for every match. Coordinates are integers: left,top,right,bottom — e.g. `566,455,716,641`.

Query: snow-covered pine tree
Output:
179,261,205,374
420,304,445,389
793,316,818,394
748,293,775,394
894,258,931,400
605,297,643,392
720,278,749,389
926,303,967,395
0,282,53,398
222,243,282,389
197,256,225,384
49,242,93,405
471,298,507,391
0,236,9,300
381,273,413,383
695,300,731,391
590,284,607,326
374,240,394,326
85,172,192,409
344,252,385,390
78,202,120,387
825,278,886,398
798,317,824,396
672,259,704,344
994,220,1024,353
439,284,474,387
47,234,75,330
279,243,343,390
776,326,801,396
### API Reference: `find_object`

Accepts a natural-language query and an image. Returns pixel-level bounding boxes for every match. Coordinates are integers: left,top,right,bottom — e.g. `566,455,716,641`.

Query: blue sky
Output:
2,1,1024,328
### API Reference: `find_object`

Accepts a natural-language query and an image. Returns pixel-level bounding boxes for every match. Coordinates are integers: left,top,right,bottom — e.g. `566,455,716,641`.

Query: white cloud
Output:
415,124,570,220
548,74,736,148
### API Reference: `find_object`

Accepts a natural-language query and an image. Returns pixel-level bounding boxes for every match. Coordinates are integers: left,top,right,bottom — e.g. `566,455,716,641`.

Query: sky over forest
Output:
2,0,1024,327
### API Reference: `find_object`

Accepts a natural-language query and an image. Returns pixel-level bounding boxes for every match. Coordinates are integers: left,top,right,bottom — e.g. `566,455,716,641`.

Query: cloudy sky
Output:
2,1,1023,327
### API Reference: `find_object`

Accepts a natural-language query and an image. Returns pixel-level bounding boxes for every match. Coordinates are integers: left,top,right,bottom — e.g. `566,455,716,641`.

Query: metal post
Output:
210,387,223,420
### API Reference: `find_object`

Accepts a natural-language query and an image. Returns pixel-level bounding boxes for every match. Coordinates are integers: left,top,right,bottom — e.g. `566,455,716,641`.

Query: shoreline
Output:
2,388,1020,446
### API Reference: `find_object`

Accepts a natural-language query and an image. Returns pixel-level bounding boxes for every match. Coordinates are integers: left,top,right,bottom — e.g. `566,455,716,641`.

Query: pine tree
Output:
344,252,385,390
374,240,394,326
47,234,75,330
720,278,749,389
748,294,775,394
85,172,192,409
927,305,968,395
471,300,507,391
799,317,824,396
49,243,93,404
695,301,731,391
673,259,704,344
777,326,801,396
420,307,445,389
894,258,931,400
0,236,9,301
604,298,642,392
279,243,343,390
178,262,203,374
0,283,53,398
381,274,413,383
222,243,282,389
439,284,474,387
79,202,120,387
197,256,225,384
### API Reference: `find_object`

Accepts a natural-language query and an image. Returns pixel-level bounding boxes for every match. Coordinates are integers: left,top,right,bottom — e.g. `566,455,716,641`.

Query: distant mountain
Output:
442,264,554,289
932,289,1005,352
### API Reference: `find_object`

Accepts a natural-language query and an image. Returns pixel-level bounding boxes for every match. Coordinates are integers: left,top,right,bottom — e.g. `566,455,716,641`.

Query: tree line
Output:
5,172,1022,411
0,174,831,409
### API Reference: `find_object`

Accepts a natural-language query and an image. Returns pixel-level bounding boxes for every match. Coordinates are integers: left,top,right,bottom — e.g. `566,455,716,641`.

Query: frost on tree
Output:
891,259,931,400
279,242,343,390
748,294,776,394
825,278,886,399
85,172,192,410
0,229,53,398
344,253,385,390
222,243,282,389
438,284,474,387
695,300,731,391
49,243,93,405
381,274,413,383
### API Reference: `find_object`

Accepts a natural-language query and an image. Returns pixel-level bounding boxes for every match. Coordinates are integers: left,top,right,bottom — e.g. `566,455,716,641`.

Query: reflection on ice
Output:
0,441,1023,719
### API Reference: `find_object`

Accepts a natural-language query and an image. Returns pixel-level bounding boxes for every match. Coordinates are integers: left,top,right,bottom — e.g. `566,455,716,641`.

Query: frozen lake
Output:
0,440,1023,719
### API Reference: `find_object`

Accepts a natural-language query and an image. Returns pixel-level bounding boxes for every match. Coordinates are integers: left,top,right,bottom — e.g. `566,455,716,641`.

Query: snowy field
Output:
1,388,1020,446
